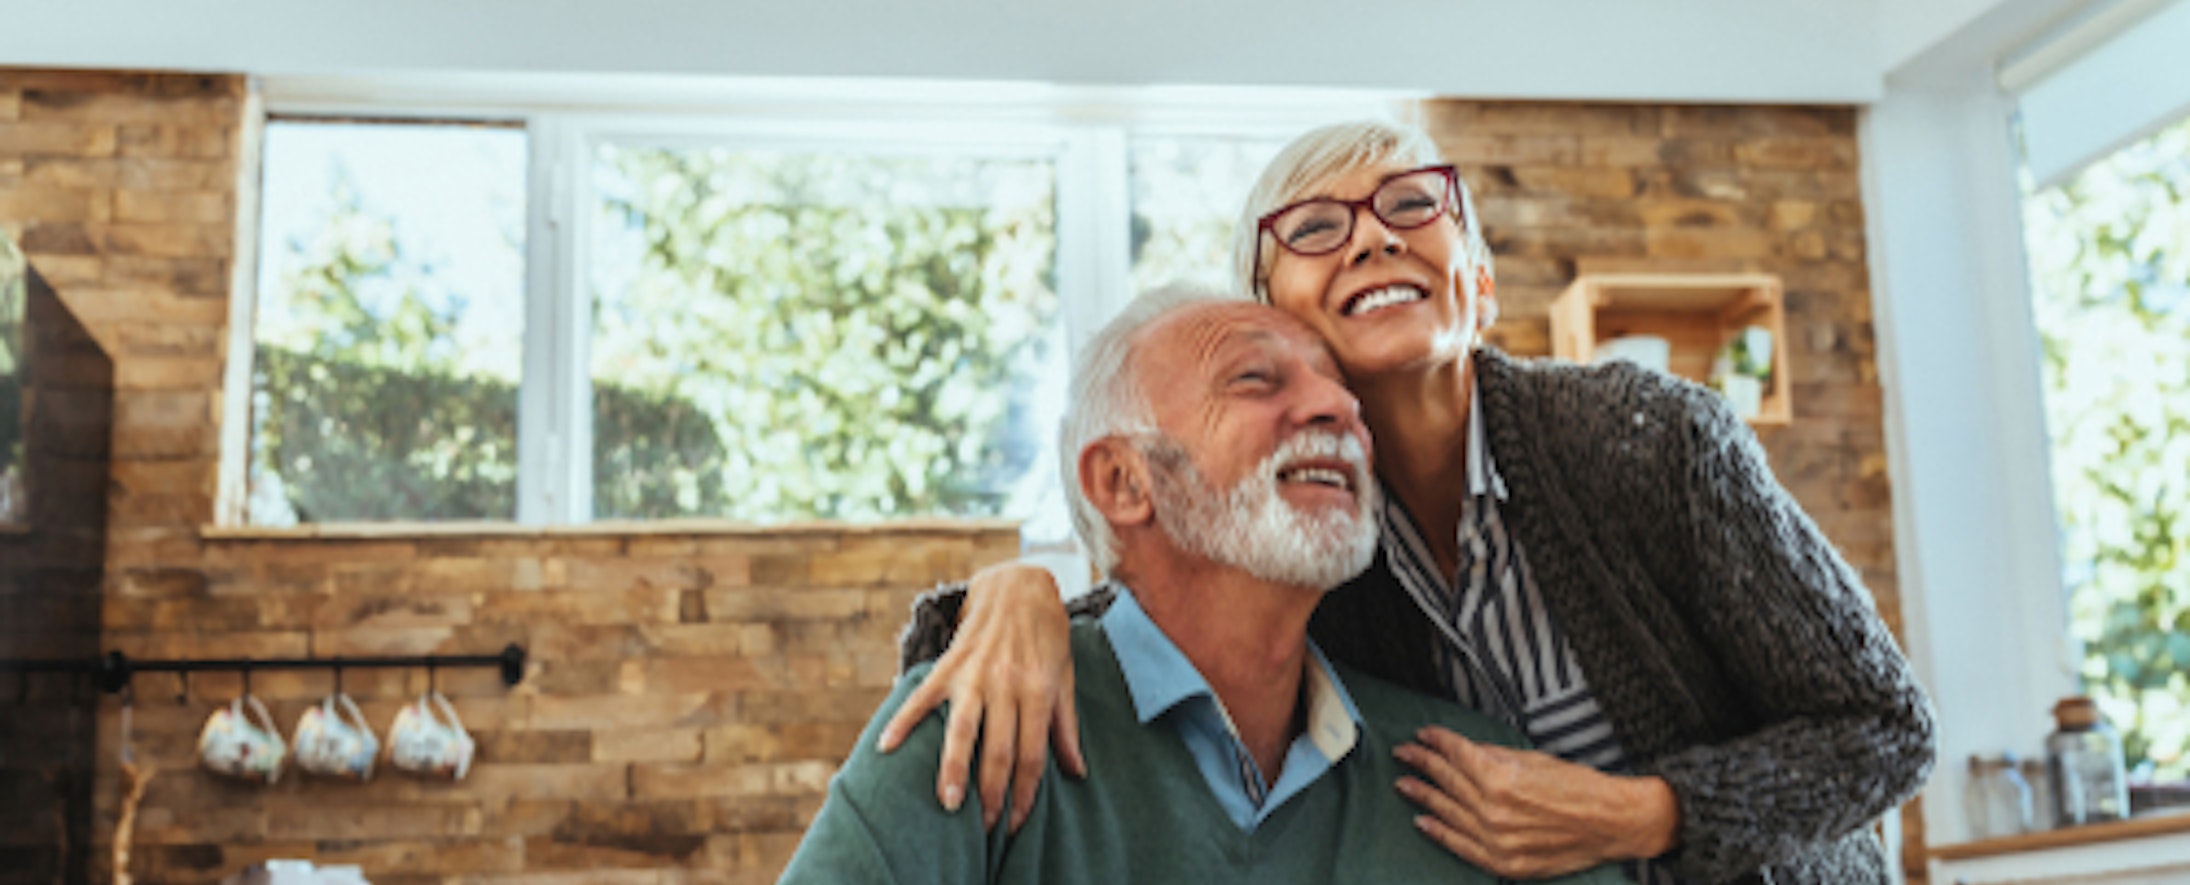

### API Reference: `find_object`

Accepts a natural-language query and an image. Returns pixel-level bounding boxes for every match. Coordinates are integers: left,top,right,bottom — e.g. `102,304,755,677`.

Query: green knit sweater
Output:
782,619,1627,885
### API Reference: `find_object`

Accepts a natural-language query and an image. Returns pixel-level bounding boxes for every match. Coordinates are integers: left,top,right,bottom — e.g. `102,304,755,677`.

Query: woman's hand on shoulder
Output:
1394,726,1679,878
877,560,1085,832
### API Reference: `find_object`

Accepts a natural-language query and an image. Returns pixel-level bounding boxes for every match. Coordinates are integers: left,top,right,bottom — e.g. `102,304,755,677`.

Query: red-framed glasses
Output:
1253,164,1465,292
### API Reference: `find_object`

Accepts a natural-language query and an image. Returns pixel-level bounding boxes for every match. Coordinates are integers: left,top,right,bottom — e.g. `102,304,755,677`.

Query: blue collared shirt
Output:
1099,585,1364,831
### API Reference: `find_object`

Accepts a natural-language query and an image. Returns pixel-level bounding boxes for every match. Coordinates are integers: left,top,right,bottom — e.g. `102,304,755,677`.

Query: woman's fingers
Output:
1394,732,1484,807
1006,686,1053,832
877,655,955,753
974,699,1019,829
1396,775,1474,834
1052,672,1087,779
936,691,985,812
1411,806,1495,870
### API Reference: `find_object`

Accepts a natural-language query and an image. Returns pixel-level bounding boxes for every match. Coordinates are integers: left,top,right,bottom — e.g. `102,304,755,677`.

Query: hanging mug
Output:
294,692,379,781
387,692,474,780
198,694,287,783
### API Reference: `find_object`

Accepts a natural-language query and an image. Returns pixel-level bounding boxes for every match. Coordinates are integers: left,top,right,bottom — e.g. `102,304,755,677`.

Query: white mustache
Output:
1264,430,1370,484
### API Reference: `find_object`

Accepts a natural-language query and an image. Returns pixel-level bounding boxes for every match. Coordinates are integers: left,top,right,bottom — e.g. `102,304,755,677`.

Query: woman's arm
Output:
882,561,1111,832
1648,386,1938,882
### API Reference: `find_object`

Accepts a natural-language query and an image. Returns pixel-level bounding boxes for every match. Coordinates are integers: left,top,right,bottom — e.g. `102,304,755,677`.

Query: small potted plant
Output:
1710,326,1774,420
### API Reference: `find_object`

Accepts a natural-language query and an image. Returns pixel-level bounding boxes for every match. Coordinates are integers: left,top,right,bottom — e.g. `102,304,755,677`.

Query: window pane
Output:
590,144,1062,522
250,120,528,524
0,234,22,524
1129,136,1285,295
2023,112,2190,781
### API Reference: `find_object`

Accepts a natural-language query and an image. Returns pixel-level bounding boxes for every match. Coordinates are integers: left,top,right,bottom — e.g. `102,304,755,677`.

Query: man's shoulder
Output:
1328,661,1530,752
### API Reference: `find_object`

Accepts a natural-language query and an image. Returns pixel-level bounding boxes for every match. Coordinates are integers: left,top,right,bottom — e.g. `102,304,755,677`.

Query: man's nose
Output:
1292,367,1362,432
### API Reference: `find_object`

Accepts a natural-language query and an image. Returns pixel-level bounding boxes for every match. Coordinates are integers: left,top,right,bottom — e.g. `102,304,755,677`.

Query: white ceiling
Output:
0,0,2000,104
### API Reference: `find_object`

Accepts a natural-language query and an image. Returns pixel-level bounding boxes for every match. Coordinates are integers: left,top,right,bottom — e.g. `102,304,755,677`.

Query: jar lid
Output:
1967,753,2018,772
2053,695,2100,729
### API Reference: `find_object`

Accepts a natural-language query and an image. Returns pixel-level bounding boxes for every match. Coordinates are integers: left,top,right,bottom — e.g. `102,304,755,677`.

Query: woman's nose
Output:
1346,211,1405,267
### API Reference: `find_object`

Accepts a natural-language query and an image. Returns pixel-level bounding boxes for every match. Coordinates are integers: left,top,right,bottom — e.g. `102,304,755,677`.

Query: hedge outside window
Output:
245,111,1297,531
2022,110,2190,782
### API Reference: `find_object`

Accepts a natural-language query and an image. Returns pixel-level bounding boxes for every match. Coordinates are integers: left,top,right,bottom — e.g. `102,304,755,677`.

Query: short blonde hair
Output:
1231,119,1492,301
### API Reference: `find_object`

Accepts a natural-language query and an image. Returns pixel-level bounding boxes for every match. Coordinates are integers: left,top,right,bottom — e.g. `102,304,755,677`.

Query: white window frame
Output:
222,74,1406,530
1871,0,2190,852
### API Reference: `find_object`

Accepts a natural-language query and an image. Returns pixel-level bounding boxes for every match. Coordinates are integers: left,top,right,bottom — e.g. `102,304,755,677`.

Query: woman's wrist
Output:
1613,775,1682,860
962,560,1063,624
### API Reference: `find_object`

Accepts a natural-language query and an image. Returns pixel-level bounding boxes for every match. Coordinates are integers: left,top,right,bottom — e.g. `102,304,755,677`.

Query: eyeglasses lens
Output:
1374,171,1448,228
1270,169,1451,256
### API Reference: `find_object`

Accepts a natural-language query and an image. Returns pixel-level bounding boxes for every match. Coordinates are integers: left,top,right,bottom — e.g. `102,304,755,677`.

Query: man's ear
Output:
1080,438,1154,528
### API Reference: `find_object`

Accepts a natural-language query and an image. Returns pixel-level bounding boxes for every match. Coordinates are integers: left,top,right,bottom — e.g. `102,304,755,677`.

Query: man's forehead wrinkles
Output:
1195,325,1281,362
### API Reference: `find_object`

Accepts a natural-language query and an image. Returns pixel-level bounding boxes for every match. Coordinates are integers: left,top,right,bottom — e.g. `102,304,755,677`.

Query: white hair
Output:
1140,428,1379,591
1060,284,1247,575
1230,119,1493,302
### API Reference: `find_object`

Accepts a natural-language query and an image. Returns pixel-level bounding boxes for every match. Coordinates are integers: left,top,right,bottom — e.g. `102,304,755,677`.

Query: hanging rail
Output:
0,643,527,694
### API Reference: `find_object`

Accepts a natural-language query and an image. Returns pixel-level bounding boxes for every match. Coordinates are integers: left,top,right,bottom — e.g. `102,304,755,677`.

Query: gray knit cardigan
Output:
900,347,1937,885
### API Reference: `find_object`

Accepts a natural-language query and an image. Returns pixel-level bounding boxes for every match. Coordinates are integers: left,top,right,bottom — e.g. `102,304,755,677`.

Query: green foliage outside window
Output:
2023,114,2190,780
589,146,1060,522
254,142,1062,525
250,171,520,522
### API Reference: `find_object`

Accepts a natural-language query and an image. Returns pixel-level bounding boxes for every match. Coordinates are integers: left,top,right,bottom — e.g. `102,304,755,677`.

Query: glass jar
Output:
1966,753,2034,839
2046,695,2130,826
2020,754,2058,831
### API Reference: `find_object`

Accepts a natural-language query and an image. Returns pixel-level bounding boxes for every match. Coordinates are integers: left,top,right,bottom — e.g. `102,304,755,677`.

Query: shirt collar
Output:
1465,366,1509,501
1099,583,1361,761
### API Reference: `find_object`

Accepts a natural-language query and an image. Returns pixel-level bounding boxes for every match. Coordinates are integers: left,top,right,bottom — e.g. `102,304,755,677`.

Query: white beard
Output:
1141,430,1381,590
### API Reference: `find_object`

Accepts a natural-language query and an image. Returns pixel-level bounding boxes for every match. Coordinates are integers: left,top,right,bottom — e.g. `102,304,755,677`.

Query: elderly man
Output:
777,288,1621,885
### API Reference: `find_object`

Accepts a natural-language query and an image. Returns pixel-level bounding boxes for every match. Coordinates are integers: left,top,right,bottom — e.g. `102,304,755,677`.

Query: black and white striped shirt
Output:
1378,378,1678,885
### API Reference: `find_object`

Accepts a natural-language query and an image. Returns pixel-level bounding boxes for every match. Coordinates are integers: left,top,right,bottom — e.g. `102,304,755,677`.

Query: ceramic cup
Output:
387,691,474,780
293,692,380,781
1592,334,1672,375
198,694,287,783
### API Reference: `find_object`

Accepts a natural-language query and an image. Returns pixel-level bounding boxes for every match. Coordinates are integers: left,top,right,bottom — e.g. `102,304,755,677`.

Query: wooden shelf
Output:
1931,810,2190,862
1550,273,1791,426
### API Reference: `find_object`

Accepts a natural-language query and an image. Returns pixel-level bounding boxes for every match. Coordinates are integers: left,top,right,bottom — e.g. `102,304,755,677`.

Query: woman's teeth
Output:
1344,285,1424,317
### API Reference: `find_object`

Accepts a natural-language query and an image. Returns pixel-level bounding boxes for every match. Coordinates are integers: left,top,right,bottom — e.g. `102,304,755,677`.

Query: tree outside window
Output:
587,144,1062,522
2022,112,2190,782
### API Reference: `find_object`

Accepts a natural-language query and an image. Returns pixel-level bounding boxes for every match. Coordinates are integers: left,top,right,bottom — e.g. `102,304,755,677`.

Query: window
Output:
0,232,23,524
2021,111,2190,783
585,141,1063,522
249,119,528,524
1128,136,1284,293
239,86,1363,529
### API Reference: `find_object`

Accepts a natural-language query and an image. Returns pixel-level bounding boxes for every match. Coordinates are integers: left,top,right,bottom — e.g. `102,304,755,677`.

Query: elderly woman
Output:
883,120,1935,885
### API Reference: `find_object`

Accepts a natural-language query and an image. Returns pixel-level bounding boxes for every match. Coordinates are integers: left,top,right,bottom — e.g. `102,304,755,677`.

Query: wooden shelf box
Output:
1549,273,1792,426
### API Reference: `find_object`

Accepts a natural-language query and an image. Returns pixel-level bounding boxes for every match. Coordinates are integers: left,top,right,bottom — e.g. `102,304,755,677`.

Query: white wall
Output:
0,0,1883,103
1880,0,2041,72
1863,0,2109,848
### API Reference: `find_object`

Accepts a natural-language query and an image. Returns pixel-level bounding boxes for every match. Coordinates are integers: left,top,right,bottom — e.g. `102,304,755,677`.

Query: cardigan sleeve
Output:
1645,388,1937,883
897,579,1120,674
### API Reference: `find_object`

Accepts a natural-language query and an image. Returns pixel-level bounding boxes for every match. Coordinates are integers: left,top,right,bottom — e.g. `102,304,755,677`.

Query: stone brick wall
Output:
1,69,223,885
1425,99,1897,632
0,71,1912,883
106,525,1014,885
0,69,1024,884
